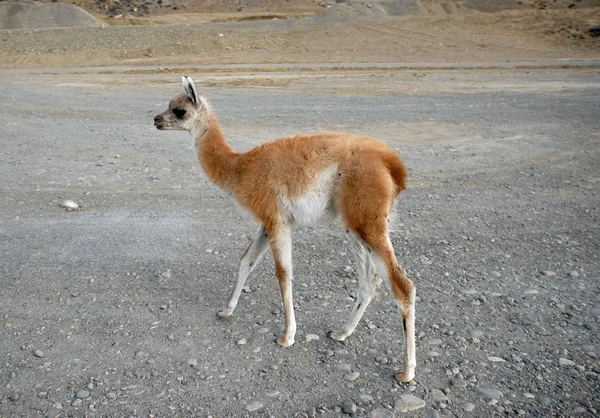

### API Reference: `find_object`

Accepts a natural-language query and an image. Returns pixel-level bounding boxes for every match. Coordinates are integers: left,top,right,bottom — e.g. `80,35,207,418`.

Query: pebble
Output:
572,407,586,414
394,394,426,412
540,270,556,276
105,391,117,399
265,389,280,397
487,356,506,363
337,363,353,372
61,200,79,210
345,371,360,381
76,389,90,399
429,339,442,345
370,408,395,418
246,400,263,412
237,337,247,345
470,330,484,339
71,399,82,407
430,389,448,402
451,378,468,388
463,403,476,412
523,289,539,295
474,386,503,399
9,392,20,401
569,271,579,277
305,334,320,342
358,394,374,403
558,358,575,366
427,409,440,418
186,358,198,368
33,349,44,358
342,401,357,414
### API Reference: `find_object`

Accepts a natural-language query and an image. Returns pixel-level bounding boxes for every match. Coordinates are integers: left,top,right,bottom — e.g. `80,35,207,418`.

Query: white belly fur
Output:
281,166,338,225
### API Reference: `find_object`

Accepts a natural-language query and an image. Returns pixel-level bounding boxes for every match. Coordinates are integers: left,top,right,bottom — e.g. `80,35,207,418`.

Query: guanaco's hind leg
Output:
269,224,296,348
218,226,270,318
372,237,416,383
330,232,381,341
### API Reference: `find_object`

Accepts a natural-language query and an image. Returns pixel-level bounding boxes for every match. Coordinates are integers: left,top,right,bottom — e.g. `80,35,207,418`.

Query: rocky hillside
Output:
15,0,600,19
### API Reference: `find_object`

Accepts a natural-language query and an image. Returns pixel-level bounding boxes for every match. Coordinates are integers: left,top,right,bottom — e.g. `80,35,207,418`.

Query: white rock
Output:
61,200,79,210
265,389,280,397
487,356,506,363
394,394,426,412
305,334,320,342
463,403,476,412
246,401,262,412
345,371,360,381
430,389,448,402
558,358,575,366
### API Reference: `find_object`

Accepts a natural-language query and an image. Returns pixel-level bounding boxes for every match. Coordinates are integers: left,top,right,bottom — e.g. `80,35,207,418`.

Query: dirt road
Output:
1,65,599,416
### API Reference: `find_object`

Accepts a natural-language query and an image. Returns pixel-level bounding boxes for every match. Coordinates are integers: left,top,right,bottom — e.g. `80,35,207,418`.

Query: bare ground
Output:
1,2,600,417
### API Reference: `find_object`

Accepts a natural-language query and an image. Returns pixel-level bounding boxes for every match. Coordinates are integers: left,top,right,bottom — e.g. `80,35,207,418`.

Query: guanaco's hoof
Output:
328,330,347,342
217,309,232,319
277,336,295,348
395,369,415,383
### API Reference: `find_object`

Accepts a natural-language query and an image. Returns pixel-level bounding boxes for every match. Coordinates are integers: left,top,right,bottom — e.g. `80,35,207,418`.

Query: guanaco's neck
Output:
193,114,239,192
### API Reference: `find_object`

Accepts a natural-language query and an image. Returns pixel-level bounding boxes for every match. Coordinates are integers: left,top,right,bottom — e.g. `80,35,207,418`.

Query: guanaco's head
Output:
154,76,208,132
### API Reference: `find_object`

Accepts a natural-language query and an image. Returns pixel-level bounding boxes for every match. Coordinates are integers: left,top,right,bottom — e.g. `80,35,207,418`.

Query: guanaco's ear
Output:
182,76,201,107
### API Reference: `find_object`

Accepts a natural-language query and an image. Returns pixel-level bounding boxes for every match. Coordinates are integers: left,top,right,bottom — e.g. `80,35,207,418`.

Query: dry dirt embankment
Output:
0,5,599,70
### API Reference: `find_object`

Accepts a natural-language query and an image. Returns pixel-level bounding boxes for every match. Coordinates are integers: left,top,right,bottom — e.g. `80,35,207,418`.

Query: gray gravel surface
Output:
0,68,599,417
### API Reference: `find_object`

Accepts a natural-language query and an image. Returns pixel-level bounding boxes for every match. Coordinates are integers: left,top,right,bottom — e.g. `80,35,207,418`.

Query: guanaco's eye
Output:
173,108,187,118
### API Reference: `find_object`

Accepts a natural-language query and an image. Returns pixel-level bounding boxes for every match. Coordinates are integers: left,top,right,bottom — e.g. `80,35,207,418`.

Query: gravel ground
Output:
0,68,599,417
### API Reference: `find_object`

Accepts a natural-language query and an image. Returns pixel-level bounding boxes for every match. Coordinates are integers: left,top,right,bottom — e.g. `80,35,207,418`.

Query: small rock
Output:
394,394,426,412
463,403,476,412
76,389,89,399
470,330,484,338
429,339,442,345
33,349,44,358
246,400,263,412
430,389,448,402
572,406,586,414
71,399,82,407
345,371,360,381
569,271,579,277
61,200,79,210
265,389,280,397
370,408,395,418
451,379,468,388
540,270,556,276
237,338,247,346
9,392,20,401
342,401,357,414
558,358,575,366
305,334,320,342
523,289,539,295
474,386,503,399
105,391,117,399
427,409,440,418
337,363,352,372
358,394,374,403
487,356,506,363
186,358,198,368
